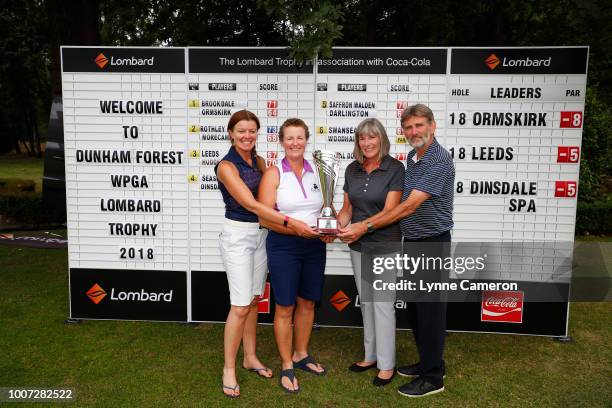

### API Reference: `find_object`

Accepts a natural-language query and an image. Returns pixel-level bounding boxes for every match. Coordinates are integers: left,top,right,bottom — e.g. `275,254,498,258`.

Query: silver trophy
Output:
312,150,341,234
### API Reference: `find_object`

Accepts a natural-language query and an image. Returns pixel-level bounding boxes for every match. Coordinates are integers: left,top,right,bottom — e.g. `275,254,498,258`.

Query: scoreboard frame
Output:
61,46,588,337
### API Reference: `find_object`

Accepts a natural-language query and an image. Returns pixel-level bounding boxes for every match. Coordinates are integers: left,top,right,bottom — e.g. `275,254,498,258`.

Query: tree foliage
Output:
99,0,284,46
259,0,344,61
98,0,344,61
578,86,612,202
0,0,51,155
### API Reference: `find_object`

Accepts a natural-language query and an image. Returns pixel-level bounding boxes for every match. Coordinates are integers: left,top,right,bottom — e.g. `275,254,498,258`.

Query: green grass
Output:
576,235,612,242
0,244,611,407
0,156,44,191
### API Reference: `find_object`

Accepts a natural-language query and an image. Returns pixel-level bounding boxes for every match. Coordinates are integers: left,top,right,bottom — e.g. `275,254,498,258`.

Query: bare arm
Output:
257,166,297,236
367,189,430,229
217,160,318,236
217,159,280,221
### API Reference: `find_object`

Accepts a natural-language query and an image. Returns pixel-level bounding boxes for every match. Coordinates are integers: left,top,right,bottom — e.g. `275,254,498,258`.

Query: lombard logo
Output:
86,283,107,304
95,52,155,68
356,295,409,310
85,283,173,304
330,290,351,312
485,53,551,70
485,54,501,70
95,53,109,69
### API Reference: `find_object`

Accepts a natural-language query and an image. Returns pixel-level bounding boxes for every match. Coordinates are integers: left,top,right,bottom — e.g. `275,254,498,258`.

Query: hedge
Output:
575,199,612,236
0,192,64,226
0,178,35,194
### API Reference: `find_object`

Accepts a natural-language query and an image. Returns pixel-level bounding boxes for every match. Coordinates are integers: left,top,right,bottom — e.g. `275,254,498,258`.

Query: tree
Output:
47,0,101,97
0,0,50,155
99,0,284,46
259,0,344,61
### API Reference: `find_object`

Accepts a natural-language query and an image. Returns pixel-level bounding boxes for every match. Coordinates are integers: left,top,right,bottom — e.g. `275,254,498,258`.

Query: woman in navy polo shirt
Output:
258,118,330,394
337,118,405,386
215,110,318,398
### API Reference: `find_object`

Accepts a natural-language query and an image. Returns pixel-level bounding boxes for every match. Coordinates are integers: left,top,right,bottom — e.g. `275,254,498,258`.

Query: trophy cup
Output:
312,150,341,235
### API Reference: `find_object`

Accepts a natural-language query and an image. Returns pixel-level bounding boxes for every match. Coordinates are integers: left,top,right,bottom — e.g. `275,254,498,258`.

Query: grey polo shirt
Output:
343,154,405,251
400,138,455,240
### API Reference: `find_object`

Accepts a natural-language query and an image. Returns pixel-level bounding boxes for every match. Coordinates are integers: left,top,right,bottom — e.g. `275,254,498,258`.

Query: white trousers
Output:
350,249,396,370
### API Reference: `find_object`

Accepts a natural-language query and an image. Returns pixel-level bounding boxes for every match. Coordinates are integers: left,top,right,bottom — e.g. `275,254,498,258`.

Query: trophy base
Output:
317,217,338,235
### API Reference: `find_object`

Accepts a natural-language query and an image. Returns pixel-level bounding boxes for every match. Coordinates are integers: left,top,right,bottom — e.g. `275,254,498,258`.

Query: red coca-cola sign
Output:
481,290,524,323
257,282,271,314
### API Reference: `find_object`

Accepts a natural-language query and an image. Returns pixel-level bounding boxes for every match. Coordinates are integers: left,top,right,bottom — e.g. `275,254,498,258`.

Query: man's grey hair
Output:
400,103,435,126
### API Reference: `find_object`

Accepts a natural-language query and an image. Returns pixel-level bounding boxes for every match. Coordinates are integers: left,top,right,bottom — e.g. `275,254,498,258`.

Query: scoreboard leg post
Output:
553,336,573,343
64,318,82,324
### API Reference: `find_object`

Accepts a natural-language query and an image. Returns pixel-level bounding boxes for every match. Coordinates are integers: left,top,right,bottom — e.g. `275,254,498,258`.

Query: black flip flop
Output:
293,355,327,376
279,368,300,394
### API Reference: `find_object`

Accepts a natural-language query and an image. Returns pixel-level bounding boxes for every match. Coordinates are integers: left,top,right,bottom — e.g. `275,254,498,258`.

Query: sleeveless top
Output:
215,146,262,222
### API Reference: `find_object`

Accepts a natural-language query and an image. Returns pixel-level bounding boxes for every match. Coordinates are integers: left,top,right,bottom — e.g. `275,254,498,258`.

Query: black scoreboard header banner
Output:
62,46,589,76
62,47,185,73
189,48,314,74
451,47,588,75
318,48,447,74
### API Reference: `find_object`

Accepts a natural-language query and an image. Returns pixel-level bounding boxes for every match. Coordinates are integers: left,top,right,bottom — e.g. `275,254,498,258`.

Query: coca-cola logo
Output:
257,282,271,314
481,290,524,323
484,297,519,309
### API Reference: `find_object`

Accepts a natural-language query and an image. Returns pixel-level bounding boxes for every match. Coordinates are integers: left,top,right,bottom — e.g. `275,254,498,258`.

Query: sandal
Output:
243,366,273,378
279,368,300,394
221,383,240,399
293,355,326,376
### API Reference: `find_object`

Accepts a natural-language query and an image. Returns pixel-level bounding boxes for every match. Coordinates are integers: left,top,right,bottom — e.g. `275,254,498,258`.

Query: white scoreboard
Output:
62,47,587,334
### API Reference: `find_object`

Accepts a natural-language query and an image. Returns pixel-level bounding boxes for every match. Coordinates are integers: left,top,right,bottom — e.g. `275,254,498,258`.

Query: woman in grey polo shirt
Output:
337,118,405,386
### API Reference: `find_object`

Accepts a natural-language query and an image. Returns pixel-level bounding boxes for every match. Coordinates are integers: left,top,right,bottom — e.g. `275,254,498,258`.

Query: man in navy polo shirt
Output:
353,103,454,397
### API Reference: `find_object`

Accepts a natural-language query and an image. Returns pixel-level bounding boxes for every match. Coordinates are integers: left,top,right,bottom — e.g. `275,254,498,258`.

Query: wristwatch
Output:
366,222,375,233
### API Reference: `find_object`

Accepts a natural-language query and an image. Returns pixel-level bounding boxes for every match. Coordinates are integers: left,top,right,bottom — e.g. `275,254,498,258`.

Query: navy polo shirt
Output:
215,146,262,222
400,138,454,240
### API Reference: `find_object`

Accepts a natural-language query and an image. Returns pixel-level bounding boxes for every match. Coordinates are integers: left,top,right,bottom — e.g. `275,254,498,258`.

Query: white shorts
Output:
219,218,268,306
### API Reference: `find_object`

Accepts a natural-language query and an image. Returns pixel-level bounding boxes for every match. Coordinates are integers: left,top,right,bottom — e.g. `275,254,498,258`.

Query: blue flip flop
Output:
243,366,273,378
279,368,300,394
221,383,240,399
293,355,327,376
